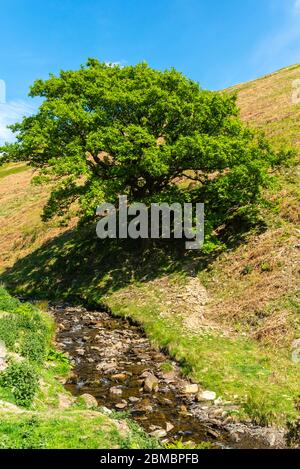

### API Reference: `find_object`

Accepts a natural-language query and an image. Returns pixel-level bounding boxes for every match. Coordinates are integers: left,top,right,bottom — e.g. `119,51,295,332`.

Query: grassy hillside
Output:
0,63,299,428
204,63,300,345
230,62,300,149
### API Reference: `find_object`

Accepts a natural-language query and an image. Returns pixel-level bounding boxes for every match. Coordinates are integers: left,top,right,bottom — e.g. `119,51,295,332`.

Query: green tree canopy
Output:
0,60,290,238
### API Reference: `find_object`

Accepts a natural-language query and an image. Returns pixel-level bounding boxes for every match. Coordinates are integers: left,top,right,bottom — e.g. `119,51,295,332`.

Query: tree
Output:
0,59,290,239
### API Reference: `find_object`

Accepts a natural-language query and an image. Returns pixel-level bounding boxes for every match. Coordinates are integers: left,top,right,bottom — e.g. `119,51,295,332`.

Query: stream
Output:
52,304,284,449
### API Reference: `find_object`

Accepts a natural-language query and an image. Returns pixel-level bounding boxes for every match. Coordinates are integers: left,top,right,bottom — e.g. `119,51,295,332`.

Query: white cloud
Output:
250,1,300,70
294,0,300,12
0,100,35,145
104,60,127,69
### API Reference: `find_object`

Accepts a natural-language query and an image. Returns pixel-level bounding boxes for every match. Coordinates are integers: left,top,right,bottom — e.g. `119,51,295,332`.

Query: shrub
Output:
0,286,20,312
0,315,19,350
15,304,48,333
0,362,39,407
20,333,47,364
47,348,69,364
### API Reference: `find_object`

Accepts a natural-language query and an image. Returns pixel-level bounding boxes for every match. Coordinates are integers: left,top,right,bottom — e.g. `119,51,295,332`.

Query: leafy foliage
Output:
0,362,39,407
0,315,19,350
164,437,212,449
0,288,53,407
20,332,47,365
47,348,69,364
0,286,20,312
0,60,292,237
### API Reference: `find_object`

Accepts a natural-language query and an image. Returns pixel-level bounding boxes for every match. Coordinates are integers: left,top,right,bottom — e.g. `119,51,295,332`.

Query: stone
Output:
58,393,75,409
128,396,140,403
109,386,123,396
214,397,223,405
114,420,129,437
207,428,219,439
266,433,277,447
182,383,199,394
101,406,112,415
80,393,98,408
140,370,151,378
135,398,153,413
197,390,217,401
150,429,167,439
163,398,173,406
161,371,176,382
143,374,159,392
115,400,127,409
111,373,127,381
230,431,240,443
166,422,174,432
91,346,102,352
97,362,117,372
0,400,23,413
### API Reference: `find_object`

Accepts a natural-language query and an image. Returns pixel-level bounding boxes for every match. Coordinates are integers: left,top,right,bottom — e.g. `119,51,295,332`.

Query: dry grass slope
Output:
201,63,300,346
229,62,300,148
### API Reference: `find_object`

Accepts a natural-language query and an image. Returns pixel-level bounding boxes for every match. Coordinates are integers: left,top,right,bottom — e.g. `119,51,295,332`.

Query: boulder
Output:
182,383,198,394
58,393,75,409
80,393,98,408
143,374,159,392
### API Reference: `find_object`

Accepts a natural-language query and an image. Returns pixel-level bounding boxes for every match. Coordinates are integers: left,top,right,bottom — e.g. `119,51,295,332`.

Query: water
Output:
52,304,274,449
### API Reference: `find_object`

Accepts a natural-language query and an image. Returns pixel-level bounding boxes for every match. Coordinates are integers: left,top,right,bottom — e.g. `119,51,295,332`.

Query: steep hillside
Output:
0,64,299,428
230,62,300,149
201,64,300,346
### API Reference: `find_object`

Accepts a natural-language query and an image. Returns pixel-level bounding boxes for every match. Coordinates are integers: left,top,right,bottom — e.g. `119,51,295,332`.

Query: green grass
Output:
0,411,158,449
0,163,29,179
107,286,300,425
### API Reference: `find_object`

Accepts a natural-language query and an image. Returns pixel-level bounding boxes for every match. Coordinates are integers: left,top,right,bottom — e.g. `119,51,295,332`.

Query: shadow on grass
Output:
0,216,266,305
0,224,201,303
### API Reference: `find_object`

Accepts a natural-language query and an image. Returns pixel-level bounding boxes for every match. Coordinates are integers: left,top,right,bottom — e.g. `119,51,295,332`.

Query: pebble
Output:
197,390,217,401
182,383,199,394
115,400,128,409
128,396,140,403
150,429,167,439
109,386,123,396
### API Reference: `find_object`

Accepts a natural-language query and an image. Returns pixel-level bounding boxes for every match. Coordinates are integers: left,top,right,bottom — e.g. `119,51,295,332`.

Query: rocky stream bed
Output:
52,304,285,449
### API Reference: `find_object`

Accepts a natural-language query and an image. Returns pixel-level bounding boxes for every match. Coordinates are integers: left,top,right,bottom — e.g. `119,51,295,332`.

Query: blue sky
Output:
1,0,300,143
